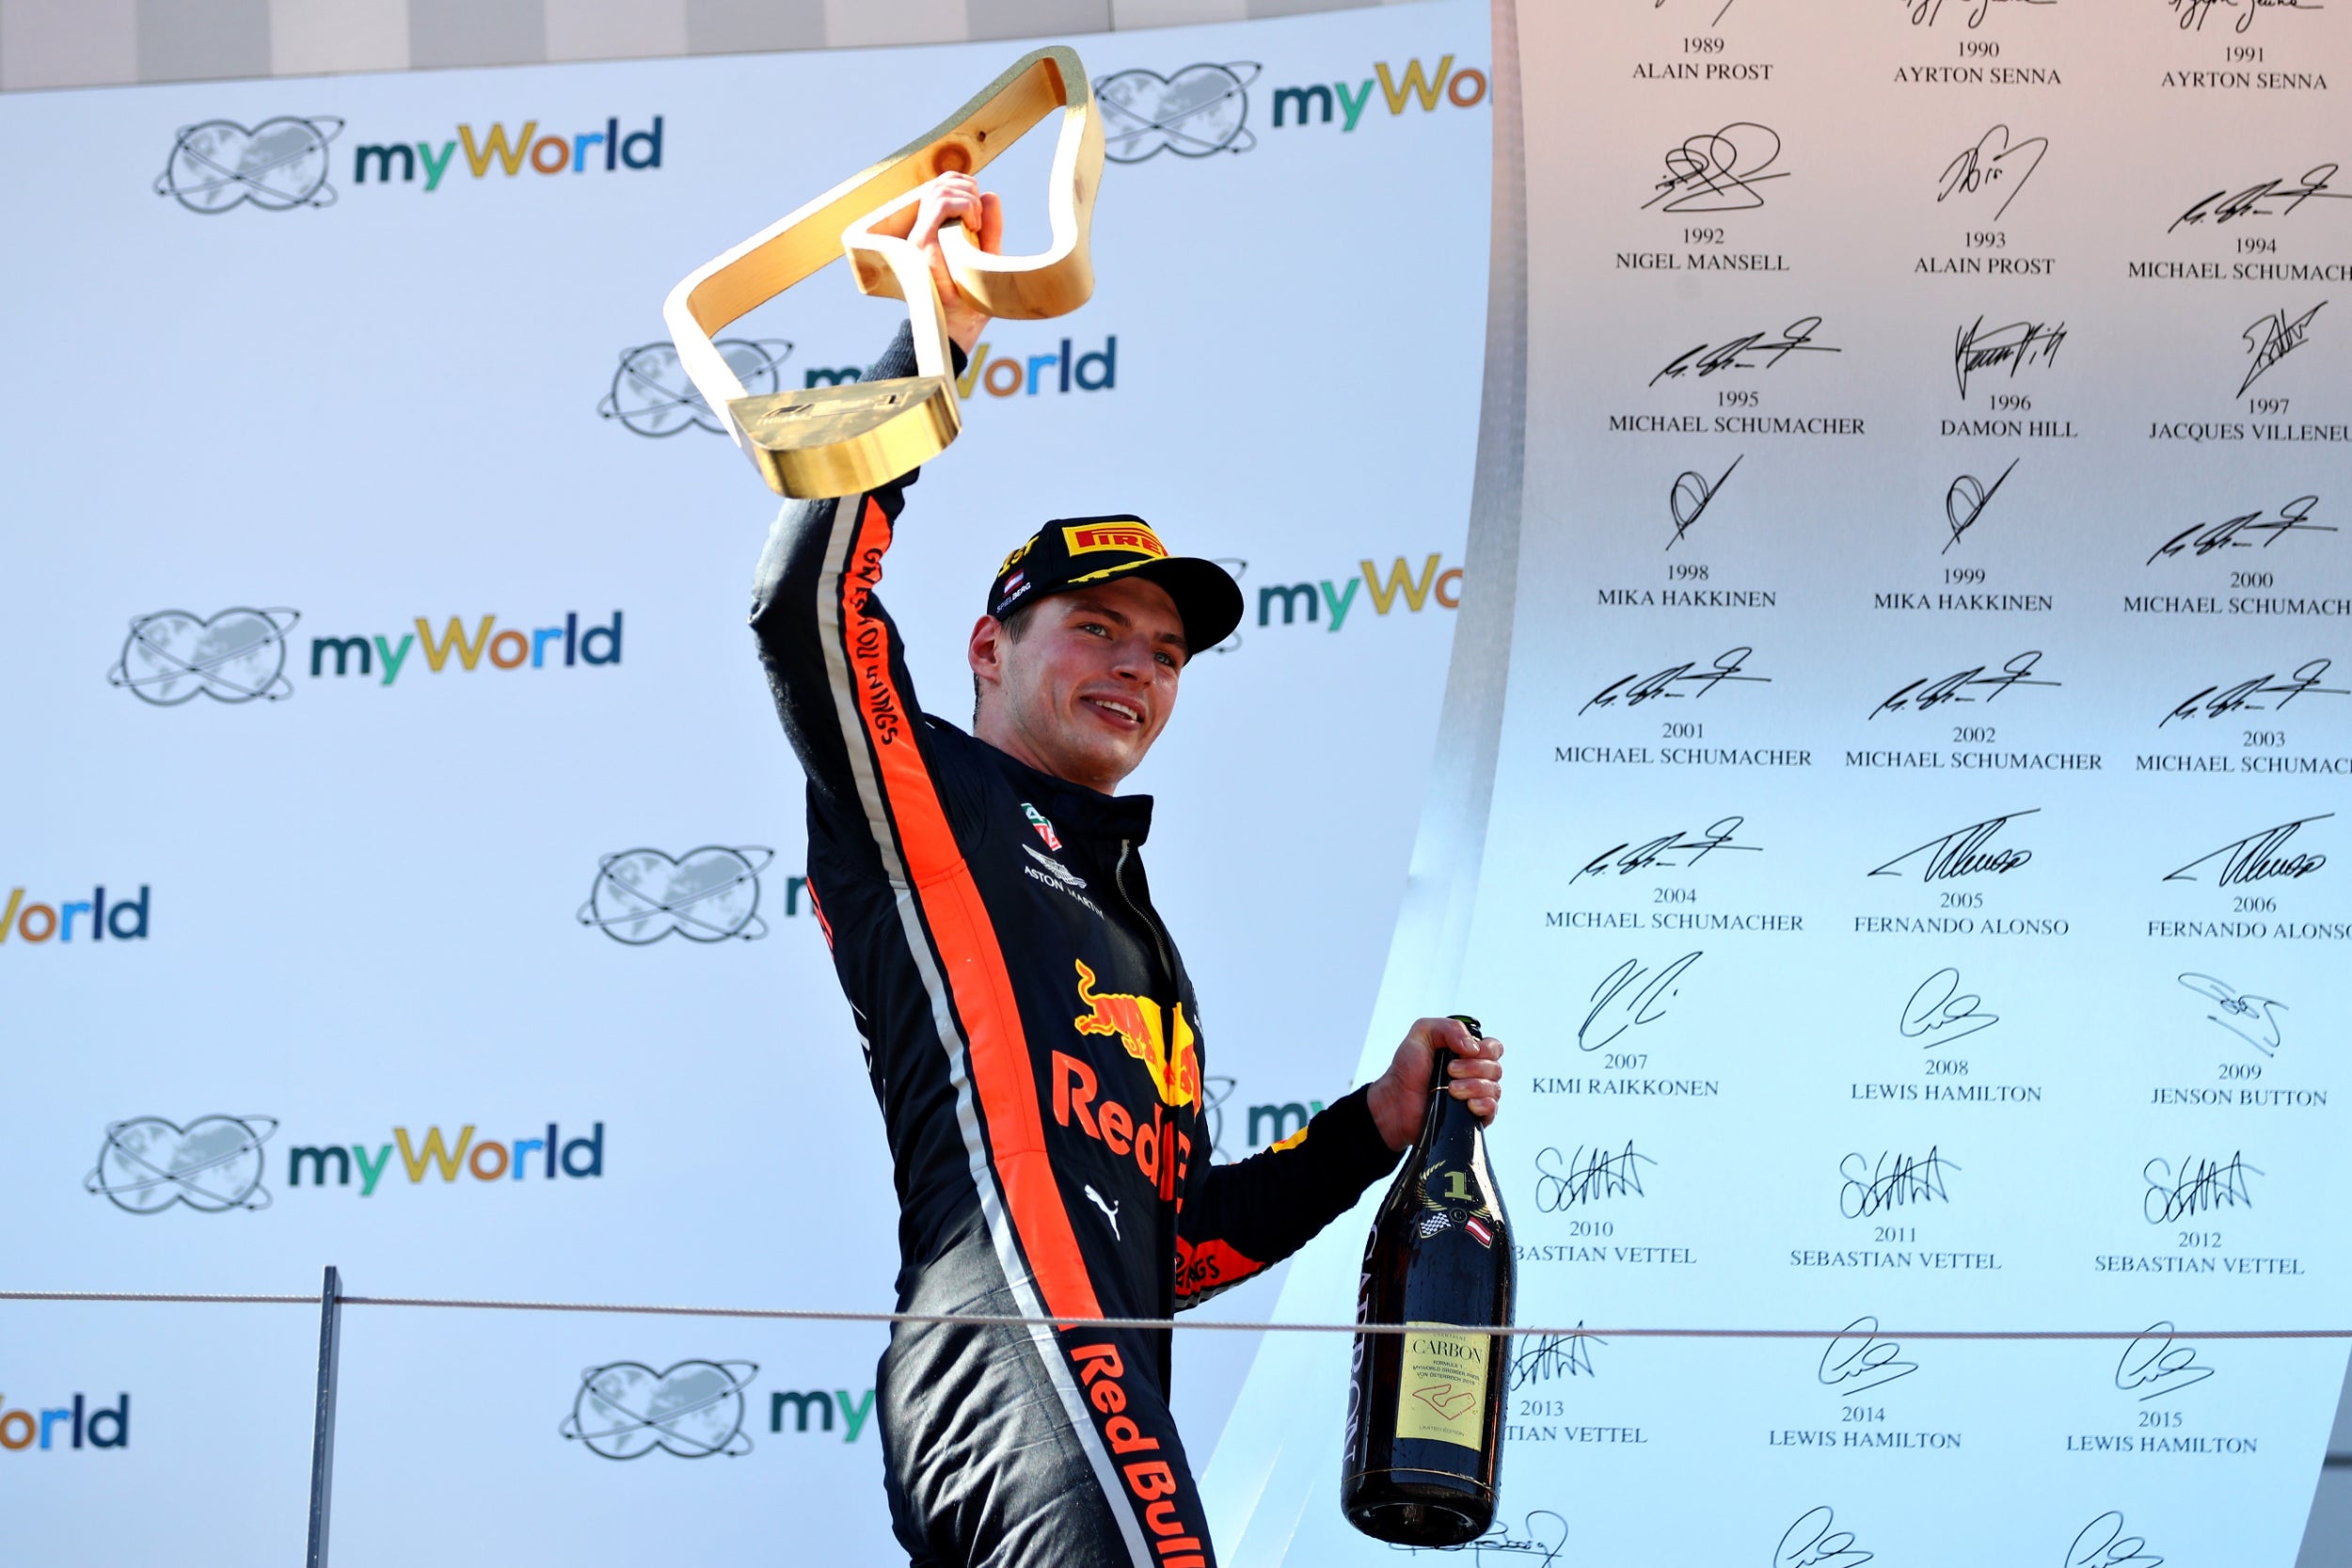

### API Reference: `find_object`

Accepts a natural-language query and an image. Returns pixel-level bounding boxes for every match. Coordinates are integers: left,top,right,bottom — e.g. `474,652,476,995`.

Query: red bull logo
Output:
1072,959,1200,1108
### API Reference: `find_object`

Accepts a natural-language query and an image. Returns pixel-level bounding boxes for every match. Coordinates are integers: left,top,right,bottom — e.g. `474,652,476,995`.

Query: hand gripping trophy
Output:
664,46,1104,497
674,45,1507,1568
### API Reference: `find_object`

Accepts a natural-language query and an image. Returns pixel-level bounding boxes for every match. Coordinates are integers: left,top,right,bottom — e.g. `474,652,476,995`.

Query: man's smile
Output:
1082,694,1145,729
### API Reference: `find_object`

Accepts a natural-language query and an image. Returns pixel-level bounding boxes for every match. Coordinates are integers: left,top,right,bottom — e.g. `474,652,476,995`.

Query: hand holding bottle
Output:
1367,1016,1506,1152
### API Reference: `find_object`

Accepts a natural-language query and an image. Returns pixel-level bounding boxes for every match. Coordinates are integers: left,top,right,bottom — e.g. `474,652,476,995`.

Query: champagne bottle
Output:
1341,1015,1516,1545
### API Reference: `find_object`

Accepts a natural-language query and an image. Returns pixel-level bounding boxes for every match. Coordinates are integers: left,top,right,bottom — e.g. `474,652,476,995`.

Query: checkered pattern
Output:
0,0,1399,91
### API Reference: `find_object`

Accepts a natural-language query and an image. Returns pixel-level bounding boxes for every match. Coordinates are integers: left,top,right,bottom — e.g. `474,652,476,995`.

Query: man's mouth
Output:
1083,695,1144,729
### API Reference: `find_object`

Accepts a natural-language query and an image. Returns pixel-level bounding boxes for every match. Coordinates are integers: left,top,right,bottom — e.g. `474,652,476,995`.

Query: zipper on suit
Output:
1113,838,1178,992
1116,838,1184,1388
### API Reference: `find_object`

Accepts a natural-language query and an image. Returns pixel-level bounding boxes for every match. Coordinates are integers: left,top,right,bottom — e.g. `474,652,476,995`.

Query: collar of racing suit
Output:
926,714,1158,847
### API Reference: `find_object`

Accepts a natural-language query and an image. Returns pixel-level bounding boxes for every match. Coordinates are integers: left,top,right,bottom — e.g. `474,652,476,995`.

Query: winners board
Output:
1214,4,2351,1565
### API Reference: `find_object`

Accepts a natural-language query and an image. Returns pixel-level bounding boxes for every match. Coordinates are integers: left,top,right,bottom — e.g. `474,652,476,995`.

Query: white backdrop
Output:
0,3,1491,1559
1219,2,2351,1565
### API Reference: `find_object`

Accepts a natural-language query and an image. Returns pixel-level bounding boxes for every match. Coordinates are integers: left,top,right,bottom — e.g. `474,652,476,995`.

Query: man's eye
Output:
1156,652,1180,669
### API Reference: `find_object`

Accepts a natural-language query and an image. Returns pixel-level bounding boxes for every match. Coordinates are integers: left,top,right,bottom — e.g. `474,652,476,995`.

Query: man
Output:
749,171,1504,1568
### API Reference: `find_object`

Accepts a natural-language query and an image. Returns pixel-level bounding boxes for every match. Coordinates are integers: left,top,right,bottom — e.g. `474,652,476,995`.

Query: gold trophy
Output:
663,47,1104,499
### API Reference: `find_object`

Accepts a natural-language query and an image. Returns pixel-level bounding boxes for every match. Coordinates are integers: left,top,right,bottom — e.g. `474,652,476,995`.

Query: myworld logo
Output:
159,115,663,212
0,1393,131,1453
358,116,673,191
557,1360,877,1460
85,1117,605,1209
1269,54,1488,133
107,607,625,703
1254,554,1464,632
353,117,664,191
308,611,624,685
788,334,1118,405
287,1122,606,1194
3,884,151,947
954,334,1118,403
1091,51,1486,163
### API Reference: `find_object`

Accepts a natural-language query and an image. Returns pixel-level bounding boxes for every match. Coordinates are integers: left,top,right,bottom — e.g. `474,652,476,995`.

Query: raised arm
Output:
747,325,930,820
746,175,1002,826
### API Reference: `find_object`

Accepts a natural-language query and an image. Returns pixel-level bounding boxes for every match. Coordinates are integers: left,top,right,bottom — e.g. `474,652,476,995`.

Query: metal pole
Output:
306,1266,342,1568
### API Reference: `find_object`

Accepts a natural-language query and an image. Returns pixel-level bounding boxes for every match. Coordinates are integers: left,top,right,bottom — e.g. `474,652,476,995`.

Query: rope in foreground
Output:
4,1289,2346,1340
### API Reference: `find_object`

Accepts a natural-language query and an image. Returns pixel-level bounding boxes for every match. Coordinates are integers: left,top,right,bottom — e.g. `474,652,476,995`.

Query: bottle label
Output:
1394,1323,1489,1450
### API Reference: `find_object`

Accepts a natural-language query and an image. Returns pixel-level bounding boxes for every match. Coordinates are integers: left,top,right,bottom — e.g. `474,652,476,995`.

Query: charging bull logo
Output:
1072,959,1200,1108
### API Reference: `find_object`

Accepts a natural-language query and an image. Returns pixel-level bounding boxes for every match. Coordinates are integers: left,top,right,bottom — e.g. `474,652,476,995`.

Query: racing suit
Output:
750,324,1405,1568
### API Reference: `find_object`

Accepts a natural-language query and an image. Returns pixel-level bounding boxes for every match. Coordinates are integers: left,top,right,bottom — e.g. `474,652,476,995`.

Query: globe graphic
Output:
600,340,787,436
88,1116,274,1213
609,344,702,436
162,118,338,213
1098,63,1259,164
112,608,295,705
580,847,771,943
564,1361,757,1459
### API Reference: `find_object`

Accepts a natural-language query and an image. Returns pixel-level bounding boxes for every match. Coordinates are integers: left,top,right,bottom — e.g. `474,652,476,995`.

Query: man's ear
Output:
968,613,1007,693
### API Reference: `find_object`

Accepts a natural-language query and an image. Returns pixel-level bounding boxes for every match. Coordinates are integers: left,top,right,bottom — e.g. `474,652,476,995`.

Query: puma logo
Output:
1085,1184,1121,1239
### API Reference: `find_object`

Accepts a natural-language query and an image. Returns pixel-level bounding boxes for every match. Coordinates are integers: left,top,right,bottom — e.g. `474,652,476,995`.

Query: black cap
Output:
986,515,1244,656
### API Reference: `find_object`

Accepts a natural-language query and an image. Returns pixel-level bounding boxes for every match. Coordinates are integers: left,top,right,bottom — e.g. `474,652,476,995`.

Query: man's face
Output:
970,577,1187,793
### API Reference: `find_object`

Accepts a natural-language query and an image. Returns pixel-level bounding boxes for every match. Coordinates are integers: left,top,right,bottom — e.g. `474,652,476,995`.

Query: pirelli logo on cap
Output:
1064,522,1167,560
